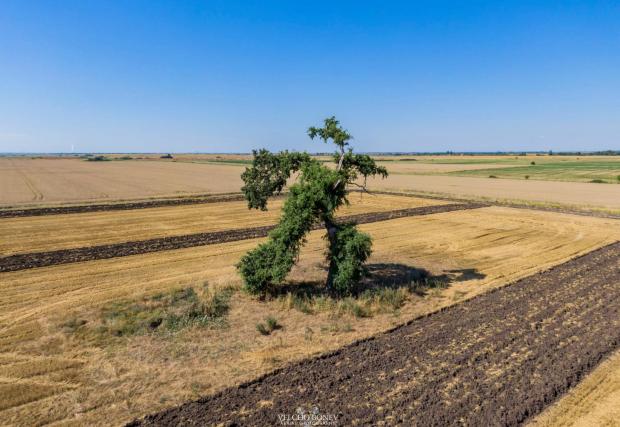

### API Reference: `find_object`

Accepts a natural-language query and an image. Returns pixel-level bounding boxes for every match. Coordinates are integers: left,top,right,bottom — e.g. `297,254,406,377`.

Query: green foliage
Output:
326,223,373,295
308,116,352,148
240,149,312,210
237,117,388,296
92,285,232,337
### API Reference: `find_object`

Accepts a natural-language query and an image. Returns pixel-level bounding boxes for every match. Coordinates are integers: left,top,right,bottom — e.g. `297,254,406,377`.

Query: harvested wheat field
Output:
0,193,446,256
1,206,619,425
3,157,620,215
0,203,477,272
370,173,620,211
0,158,245,206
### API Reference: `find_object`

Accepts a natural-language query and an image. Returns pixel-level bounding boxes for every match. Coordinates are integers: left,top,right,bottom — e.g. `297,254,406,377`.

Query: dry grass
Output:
1,207,619,425
530,349,620,427
0,193,444,256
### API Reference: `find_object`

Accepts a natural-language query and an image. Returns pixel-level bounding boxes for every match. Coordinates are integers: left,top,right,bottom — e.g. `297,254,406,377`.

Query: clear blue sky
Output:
1,1,618,153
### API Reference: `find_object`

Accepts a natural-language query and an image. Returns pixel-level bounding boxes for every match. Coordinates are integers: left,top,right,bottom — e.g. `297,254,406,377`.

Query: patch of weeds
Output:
304,326,314,341
190,382,206,396
279,293,314,314
530,161,536,165
320,322,353,335
452,290,468,302
86,155,109,161
87,284,233,338
312,295,336,312
524,175,530,180
488,175,498,178
360,287,408,313
341,322,353,332
61,318,88,333
256,316,281,336
590,179,606,183
277,267,452,318
337,298,371,318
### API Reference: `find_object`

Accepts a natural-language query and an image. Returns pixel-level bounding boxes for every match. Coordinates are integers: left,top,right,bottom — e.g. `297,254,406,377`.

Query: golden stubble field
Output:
0,193,445,256
3,156,620,213
367,174,620,211
1,198,620,426
0,158,244,206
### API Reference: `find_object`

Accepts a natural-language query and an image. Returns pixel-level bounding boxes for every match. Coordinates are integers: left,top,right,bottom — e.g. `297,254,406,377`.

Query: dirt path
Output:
0,203,484,272
131,241,620,427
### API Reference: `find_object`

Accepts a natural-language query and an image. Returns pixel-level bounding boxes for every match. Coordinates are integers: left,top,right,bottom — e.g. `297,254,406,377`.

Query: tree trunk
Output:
324,217,338,291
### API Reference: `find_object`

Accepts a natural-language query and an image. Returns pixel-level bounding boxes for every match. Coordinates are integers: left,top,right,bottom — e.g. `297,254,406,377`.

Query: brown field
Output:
0,193,443,256
1,206,619,425
531,348,620,427
0,158,244,206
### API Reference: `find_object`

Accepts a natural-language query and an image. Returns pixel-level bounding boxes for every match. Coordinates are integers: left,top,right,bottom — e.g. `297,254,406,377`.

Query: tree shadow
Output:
268,263,485,299
361,263,444,296
446,268,486,282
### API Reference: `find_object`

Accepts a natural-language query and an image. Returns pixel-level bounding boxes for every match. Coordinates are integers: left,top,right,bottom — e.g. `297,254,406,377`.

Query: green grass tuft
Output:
84,284,233,338
256,316,281,335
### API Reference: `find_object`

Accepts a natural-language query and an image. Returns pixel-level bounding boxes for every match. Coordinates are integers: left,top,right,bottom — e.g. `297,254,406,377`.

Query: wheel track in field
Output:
130,240,620,427
10,159,44,202
0,203,485,272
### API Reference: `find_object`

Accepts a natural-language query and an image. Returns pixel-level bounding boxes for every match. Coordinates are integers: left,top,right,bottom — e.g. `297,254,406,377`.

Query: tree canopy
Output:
237,116,388,295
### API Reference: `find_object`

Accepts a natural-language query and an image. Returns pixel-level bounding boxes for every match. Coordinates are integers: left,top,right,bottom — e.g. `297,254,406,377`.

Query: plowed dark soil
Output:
0,193,246,218
131,241,620,427
0,203,484,272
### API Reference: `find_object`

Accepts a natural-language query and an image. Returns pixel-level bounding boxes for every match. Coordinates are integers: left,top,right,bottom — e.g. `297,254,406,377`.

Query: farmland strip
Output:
3,188,619,220
0,193,247,218
0,203,484,272
131,241,620,427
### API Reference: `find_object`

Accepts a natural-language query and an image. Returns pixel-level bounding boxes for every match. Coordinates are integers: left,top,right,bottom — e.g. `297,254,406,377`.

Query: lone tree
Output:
237,116,388,296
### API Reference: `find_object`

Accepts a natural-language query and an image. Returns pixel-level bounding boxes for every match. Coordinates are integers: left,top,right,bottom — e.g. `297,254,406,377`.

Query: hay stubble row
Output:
0,193,445,256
